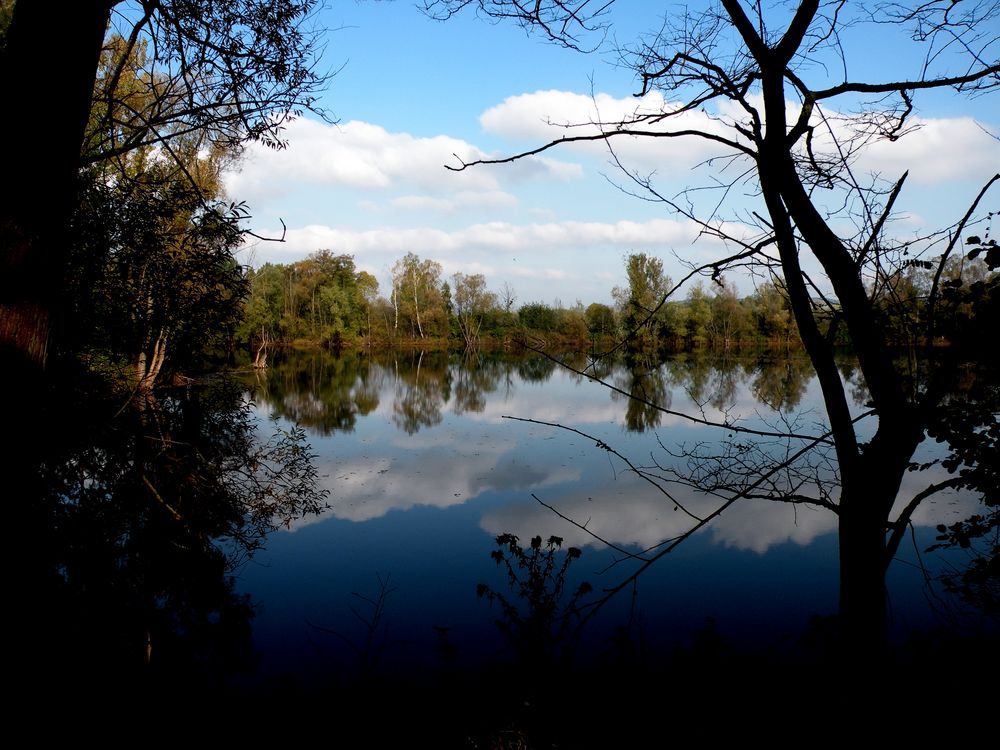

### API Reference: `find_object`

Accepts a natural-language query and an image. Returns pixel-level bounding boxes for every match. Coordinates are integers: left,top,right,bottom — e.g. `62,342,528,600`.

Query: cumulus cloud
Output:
462,392,623,427
291,440,580,527
223,117,581,206
480,484,723,551
770,97,1000,187
234,213,757,303
480,89,1000,192
859,116,1000,184
476,391,977,555
244,216,727,261
483,90,693,140
481,471,984,555
437,259,498,278
481,89,746,169
509,267,571,281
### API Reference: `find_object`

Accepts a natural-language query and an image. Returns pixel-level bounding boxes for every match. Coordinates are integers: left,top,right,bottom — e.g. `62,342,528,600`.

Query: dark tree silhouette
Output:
0,2,329,560
0,0,327,371
428,0,1000,662
477,533,593,667
16,372,328,702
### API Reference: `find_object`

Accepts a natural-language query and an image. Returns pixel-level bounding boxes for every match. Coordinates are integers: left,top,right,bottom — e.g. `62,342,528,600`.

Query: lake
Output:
233,348,984,685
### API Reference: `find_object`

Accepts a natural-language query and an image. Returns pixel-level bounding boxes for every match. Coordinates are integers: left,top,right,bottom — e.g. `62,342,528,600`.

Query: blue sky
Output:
222,1,1000,306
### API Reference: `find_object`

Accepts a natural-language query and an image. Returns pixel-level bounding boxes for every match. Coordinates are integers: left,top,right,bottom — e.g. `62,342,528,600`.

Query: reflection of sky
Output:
480,482,842,553
479,458,980,554
462,385,624,425
301,433,580,524
238,355,990,678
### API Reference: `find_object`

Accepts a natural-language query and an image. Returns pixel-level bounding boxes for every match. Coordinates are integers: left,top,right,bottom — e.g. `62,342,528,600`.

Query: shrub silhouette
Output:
477,533,593,666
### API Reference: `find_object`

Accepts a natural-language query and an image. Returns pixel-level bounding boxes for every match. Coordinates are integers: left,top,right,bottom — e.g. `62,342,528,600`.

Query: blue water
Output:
234,351,983,680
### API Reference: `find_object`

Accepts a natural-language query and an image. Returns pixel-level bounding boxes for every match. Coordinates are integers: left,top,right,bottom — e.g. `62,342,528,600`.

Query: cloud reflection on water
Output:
480,460,983,554
292,433,581,526
254,351,985,558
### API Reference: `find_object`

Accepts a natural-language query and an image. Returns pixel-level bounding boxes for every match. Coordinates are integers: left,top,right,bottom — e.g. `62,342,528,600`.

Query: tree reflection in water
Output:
253,349,381,434
25,348,980,739
20,371,326,705
629,355,674,431
79,348,987,716
391,350,449,434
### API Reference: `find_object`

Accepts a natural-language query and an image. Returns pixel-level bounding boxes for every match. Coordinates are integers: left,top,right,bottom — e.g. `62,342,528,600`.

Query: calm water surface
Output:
235,349,980,681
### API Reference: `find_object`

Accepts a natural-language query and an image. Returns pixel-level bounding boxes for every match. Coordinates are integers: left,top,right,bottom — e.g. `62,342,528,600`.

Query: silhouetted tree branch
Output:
436,0,1000,660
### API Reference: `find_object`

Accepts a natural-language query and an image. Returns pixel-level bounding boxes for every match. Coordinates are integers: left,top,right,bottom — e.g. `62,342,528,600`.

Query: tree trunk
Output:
837,484,889,665
135,328,168,393
253,324,269,368
412,269,425,339
0,1,115,369
0,2,117,543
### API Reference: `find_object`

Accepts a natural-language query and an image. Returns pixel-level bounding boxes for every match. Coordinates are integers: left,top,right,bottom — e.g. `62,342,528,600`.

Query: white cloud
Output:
240,216,733,265
480,485,722,551
766,95,1000,188
480,89,1000,195
860,116,1000,184
223,117,581,206
708,499,838,553
437,259,498,278
469,394,623,427
291,442,580,527
483,90,672,140
480,89,745,170
481,474,985,556
892,211,927,228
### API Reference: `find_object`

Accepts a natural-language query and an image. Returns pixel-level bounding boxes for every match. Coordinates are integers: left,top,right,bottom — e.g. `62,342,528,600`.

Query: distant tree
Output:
749,280,797,347
519,302,559,333
684,282,713,348
708,279,749,350
241,252,377,351
308,251,367,347
500,281,518,313
391,253,447,339
356,270,380,345
658,300,689,350
556,304,590,345
612,252,670,350
453,272,497,348
584,302,616,339
241,264,285,368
